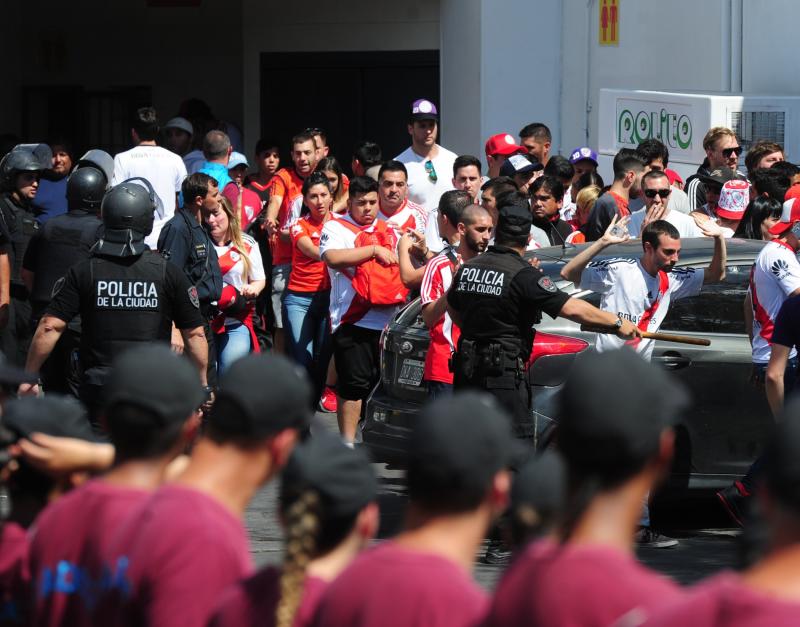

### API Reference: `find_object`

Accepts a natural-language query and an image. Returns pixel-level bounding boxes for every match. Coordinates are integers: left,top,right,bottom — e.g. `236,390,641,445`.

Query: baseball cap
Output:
700,167,738,188
486,134,527,157
495,202,533,239
716,179,750,221
510,449,566,523
769,197,800,236
164,117,194,136
103,345,204,427
0,352,37,387
228,152,249,170
568,146,599,166
763,399,800,511
665,168,684,186
410,99,438,122
208,353,312,438
3,395,97,442
784,184,800,202
500,153,543,178
557,349,689,479
281,429,377,518
406,392,524,509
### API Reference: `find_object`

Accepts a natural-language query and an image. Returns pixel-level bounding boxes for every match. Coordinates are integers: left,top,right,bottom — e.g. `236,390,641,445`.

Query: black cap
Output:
3,395,97,442
763,399,800,509
500,153,543,178
510,449,566,521
407,392,523,507
208,353,312,438
281,430,377,518
0,352,37,386
496,202,533,238
104,345,204,427
557,349,689,477
699,167,738,188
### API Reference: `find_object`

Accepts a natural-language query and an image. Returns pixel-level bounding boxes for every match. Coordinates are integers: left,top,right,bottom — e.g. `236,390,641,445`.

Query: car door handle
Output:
653,354,692,370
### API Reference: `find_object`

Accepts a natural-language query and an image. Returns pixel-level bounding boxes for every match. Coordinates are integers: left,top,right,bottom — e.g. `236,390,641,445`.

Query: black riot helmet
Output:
66,167,106,212
75,149,114,186
0,143,52,191
93,178,156,258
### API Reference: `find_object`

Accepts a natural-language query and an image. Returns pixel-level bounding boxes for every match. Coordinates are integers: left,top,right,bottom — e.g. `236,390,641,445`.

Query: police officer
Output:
447,200,641,440
21,178,209,428
0,143,51,364
21,150,112,396
157,172,223,385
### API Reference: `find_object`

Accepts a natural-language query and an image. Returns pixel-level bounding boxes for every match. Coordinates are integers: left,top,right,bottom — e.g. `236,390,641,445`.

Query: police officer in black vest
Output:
21,150,112,396
0,143,51,365
447,200,641,440
21,178,209,428
158,172,223,386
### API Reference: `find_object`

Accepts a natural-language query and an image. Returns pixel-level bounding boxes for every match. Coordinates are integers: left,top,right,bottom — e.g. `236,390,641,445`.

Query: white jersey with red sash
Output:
211,234,265,351
580,257,703,361
378,200,427,243
750,239,800,363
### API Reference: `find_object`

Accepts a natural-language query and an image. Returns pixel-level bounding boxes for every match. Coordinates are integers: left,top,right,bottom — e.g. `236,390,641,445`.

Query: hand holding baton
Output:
580,325,711,347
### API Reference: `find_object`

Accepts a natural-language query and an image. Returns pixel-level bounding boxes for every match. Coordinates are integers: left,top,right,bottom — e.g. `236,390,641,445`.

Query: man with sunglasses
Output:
685,127,746,212
628,170,703,238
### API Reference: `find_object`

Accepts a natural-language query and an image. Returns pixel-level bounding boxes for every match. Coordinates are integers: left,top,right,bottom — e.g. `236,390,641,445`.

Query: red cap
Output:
485,133,526,157
769,197,800,235
665,168,684,186
785,184,800,202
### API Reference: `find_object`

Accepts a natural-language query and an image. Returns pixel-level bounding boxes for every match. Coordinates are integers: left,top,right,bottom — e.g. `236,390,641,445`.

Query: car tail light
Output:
527,332,589,367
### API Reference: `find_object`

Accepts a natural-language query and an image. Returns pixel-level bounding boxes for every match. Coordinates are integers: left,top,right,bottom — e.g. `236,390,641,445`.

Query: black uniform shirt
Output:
448,245,570,360
157,209,223,310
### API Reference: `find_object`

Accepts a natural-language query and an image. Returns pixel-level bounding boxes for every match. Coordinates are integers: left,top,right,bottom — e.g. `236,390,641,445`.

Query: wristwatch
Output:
614,317,624,330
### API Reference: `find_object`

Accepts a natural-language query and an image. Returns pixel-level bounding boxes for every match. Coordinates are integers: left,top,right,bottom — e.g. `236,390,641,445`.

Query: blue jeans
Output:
282,290,332,400
215,322,252,374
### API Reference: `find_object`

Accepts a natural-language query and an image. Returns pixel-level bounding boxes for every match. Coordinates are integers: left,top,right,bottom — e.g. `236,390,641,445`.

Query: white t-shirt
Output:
394,144,457,213
112,145,187,249
750,240,800,363
319,214,401,333
213,234,266,326
627,208,703,239
581,258,704,360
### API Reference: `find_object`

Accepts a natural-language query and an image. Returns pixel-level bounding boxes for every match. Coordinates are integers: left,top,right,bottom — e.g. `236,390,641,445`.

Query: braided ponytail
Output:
275,490,320,627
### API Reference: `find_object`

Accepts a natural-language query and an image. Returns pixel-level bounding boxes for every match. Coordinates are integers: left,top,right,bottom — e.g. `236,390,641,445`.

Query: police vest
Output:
80,253,171,384
0,194,38,288
31,211,102,305
452,247,531,355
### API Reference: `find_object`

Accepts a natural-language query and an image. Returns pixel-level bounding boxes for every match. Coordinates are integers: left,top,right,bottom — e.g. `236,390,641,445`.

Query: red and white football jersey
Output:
420,251,461,384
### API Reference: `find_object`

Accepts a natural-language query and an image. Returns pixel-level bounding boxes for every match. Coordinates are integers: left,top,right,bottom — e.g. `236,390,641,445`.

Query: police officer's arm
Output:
166,264,209,386
696,220,727,284
180,326,209,387
157,221,191,270
561,215,630,285
558,297,640,340
20,316,67,396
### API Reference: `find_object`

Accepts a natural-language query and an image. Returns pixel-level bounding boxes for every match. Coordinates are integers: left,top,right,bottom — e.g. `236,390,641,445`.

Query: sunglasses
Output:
424,160,438,183
644,188,672,199
722,146,742,158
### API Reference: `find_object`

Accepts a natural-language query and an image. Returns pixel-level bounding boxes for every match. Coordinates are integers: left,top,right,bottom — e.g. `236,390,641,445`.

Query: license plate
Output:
398,358,425,386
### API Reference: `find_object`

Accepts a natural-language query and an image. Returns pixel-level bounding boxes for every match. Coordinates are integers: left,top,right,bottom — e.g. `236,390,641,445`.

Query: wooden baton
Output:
579,325,711,347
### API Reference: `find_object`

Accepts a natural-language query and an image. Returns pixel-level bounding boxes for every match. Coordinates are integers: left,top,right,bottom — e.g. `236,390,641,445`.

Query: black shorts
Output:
332,324,381,401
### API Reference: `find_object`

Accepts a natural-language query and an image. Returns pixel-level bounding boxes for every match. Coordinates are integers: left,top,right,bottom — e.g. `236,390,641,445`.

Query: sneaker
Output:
717,482,748,527
635,527,679,548
483,539,513,565
319,387,337,413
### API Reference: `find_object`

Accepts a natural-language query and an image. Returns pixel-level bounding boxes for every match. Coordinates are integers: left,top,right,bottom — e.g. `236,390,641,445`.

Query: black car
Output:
363,237,771,494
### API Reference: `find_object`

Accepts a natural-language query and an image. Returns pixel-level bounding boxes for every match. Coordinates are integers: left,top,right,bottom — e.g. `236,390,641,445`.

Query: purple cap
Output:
569,146,599,165
411,99,438,121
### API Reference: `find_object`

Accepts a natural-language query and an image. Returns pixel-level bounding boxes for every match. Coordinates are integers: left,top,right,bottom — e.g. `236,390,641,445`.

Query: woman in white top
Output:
205,197,266,373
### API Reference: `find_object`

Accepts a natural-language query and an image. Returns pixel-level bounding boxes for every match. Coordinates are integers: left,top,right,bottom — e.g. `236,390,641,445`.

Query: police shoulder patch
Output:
187,286,200,309
538,276,557,293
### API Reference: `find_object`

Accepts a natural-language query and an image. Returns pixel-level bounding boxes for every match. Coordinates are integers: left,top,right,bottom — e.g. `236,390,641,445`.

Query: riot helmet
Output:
75,149,114,187
0,143,52,191
93,178,156,258
66,167,107,212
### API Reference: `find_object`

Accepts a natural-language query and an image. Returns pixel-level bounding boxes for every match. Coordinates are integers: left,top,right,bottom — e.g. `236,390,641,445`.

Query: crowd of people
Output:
0,97,799,626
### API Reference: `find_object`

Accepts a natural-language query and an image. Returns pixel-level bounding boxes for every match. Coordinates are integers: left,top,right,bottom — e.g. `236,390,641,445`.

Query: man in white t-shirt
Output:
627,170,703,239
561,215,726,361
320,177,404,445
394,99,457,253
112,107,187,249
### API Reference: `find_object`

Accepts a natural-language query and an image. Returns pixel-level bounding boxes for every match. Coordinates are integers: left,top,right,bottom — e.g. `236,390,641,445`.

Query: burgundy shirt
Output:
645,572,800,627
209,566,327,627
0,522,30,626
96,483,253,627
28,480,149,627
311,542,488,627
484,538,683,627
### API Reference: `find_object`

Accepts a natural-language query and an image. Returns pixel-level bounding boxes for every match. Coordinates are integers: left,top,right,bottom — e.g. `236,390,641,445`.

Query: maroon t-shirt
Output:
208,566,327,627
645,572,800,627
311,542,488,627
28,480,149,627
0,522,30,627
96,483,254,627
485,538,682,627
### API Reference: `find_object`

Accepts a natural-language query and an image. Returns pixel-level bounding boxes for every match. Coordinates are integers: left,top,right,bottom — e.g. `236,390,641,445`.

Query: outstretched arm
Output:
561,215,630,285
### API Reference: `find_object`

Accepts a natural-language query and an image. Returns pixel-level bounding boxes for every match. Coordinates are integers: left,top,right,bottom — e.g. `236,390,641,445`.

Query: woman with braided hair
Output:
208,431,378,627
